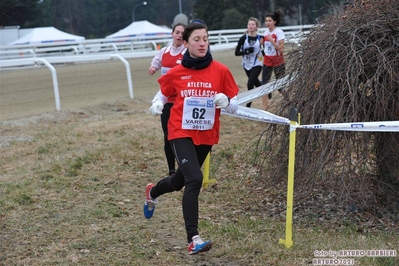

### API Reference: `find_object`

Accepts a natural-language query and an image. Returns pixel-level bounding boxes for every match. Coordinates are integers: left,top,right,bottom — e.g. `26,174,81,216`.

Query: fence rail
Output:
0,25,313,61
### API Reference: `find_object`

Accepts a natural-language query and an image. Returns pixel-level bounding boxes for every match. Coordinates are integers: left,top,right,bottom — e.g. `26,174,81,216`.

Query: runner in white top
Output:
235,17,264,108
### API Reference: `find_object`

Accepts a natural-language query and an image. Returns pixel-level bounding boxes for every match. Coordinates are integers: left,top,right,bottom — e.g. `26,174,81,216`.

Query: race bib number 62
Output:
182,97,215,130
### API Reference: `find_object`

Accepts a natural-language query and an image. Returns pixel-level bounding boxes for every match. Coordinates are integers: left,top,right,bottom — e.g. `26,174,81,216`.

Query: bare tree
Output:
256,0,399,213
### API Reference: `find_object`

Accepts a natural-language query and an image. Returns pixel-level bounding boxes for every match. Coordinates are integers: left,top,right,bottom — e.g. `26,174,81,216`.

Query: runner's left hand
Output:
213,93,229,108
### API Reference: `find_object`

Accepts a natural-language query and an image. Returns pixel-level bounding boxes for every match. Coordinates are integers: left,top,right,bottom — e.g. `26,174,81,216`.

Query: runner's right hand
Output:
149,100,164,115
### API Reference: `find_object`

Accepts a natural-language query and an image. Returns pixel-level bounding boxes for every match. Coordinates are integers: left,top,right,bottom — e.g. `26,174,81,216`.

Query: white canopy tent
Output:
8,26,85,45
106,20,172,39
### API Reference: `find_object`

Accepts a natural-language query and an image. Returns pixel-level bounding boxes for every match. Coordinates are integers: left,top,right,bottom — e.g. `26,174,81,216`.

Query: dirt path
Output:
0,50,249,122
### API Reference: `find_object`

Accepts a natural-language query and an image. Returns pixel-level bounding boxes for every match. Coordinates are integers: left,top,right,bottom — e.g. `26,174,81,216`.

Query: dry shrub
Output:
256,0,399,214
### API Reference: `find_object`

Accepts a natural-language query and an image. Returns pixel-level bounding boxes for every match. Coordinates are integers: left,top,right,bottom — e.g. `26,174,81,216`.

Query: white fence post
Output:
33,58,61,111
111,54,134,99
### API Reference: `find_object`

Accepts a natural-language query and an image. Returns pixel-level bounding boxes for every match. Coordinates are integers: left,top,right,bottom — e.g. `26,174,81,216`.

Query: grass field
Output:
1,50,397,265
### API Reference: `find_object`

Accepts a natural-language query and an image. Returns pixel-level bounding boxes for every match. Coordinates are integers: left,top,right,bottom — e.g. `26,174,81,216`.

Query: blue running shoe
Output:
143,183,158,219
188,235,213,255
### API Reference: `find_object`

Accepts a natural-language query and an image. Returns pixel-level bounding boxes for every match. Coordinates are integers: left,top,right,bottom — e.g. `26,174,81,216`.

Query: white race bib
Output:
161,67,171,75
182,97,215,130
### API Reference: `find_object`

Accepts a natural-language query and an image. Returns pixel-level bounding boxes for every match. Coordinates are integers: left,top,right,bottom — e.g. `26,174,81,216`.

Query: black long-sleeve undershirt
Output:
234,34,263,56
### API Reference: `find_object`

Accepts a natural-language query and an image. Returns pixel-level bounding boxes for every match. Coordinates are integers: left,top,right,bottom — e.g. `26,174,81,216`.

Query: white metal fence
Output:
0,25,312,61
0,25,313,111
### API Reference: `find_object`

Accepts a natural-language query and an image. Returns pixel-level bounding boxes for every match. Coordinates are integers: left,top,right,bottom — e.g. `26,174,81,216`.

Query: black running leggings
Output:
244,66,262,107
160,103,175,174
151,137,212,243
262,64,285,84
